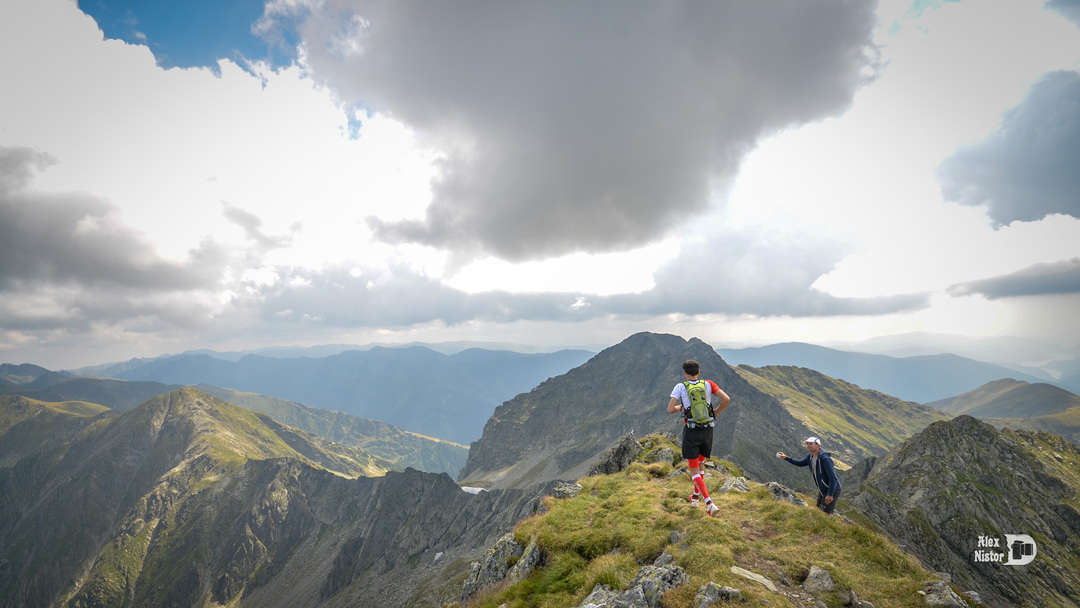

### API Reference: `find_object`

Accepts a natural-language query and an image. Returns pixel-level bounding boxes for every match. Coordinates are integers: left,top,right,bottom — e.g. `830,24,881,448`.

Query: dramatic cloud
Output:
0,146,227,331
939,70,1080,225
245,230,928,330
277,1,879,261
0,147,224,292
948,258,1080,299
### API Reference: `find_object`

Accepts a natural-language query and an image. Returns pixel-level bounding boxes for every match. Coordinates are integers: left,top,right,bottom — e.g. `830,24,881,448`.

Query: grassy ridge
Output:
735,365,949,465
464,435,937,608
0,394,108,434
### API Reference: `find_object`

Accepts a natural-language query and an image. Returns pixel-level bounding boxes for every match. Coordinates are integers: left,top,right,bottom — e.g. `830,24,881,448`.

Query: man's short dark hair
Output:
682,360,700,376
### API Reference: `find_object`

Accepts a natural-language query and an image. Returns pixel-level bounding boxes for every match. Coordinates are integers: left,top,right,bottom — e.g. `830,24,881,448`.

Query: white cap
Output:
804,436,821,445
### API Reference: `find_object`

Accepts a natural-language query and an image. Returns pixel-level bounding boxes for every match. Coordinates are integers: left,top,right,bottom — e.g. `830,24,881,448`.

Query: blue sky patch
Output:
78,0,298,72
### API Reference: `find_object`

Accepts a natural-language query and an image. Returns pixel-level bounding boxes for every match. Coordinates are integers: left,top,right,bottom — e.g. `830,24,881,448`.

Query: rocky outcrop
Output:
575,553,688,608
589,434,644,476
461,533,525,600
695,582,742,606
719,476,750,493
921,581,969,607
802,566,835,594
767,481,807,506
850,416,1080,608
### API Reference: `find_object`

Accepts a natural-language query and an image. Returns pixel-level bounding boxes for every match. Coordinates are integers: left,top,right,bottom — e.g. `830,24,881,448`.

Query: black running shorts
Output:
681,426,713,460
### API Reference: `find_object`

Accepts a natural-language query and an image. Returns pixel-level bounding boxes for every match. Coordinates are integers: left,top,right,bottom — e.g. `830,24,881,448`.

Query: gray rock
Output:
507,536,542,583
923,581,969,607
552,481,583,498
935,571,952,583
777,571,793,586
461,533,524,599
815,601,828,608
644,447,676,464
857,602,877,608
653,552,675,567
963,591,982,605
589,434,644,476
694,582,742,606
719,477,750,493
766,481,807,506
577,584,649,608
729,566,778,592
803,565,835,594
630,562,689,608
669,530,686,545
846,589,858,605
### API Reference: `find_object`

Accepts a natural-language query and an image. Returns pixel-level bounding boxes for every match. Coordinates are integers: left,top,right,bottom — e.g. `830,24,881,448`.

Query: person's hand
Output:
824,495,834,504
776,451,787,459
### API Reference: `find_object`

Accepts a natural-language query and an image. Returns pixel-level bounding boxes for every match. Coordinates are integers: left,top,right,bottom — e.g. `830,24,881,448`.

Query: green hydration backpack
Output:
683,380,714,428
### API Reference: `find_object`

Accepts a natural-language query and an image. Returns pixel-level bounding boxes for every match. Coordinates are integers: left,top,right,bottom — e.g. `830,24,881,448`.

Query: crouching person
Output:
776,436,841,514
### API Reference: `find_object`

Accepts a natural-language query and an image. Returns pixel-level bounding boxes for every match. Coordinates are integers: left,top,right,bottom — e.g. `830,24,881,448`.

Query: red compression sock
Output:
692,473,710,501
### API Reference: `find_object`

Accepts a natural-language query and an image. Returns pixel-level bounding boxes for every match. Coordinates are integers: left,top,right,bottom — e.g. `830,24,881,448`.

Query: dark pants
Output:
816,489,840,514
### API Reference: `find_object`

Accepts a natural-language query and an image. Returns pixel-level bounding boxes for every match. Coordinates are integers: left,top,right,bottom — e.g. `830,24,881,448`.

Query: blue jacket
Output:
785,451,841,497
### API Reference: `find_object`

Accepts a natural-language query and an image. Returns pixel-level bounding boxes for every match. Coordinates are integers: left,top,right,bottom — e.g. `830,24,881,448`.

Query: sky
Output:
1,0,1079,369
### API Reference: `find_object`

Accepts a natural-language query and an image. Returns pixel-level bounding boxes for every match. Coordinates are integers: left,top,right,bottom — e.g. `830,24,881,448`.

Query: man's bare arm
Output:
667,397,682,414
713,388,731,416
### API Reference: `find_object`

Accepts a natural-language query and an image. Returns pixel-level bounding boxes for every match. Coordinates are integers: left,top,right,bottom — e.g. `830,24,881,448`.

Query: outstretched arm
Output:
784,453,811,467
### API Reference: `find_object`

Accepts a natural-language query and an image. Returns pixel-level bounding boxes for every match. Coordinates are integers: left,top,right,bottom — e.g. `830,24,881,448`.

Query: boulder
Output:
719,477,750,493
552,481,583,498
694,582,742,606
922,581,969,607
589,434,644,476
803,565,835,594
461,533,524,599
766,481,807,506
576,584,648,608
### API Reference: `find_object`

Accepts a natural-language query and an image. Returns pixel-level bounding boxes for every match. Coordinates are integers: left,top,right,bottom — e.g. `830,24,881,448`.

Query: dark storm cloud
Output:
280,1,880,261
0,145,226,331
948,258,1080,299
1047,0,1080,27
252,231,927,330
938,70,1080,225
222,202,293,251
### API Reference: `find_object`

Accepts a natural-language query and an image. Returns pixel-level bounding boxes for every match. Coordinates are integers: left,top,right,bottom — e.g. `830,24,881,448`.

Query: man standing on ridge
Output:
667,359,731,517
777,437,842,514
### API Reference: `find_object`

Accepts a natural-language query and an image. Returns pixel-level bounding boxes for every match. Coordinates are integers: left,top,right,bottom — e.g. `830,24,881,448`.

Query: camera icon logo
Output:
1004,534,1037,566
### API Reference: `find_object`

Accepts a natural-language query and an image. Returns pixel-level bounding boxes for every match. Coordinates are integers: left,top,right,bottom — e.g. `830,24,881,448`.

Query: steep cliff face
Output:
460,333,814,491
850,415,1080,608
0,388,548,608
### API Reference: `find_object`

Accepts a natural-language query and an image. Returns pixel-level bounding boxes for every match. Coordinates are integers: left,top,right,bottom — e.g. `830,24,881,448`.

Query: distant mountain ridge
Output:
735,364,950,465
461,332,818,491
931,379,1080,444
0,365,466,475
717,342,1053,403
87,346,594,443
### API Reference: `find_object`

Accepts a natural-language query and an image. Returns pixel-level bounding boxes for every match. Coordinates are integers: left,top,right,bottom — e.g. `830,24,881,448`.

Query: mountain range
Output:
717,342,1056,403
77,346,593,444
929,378,1080,444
